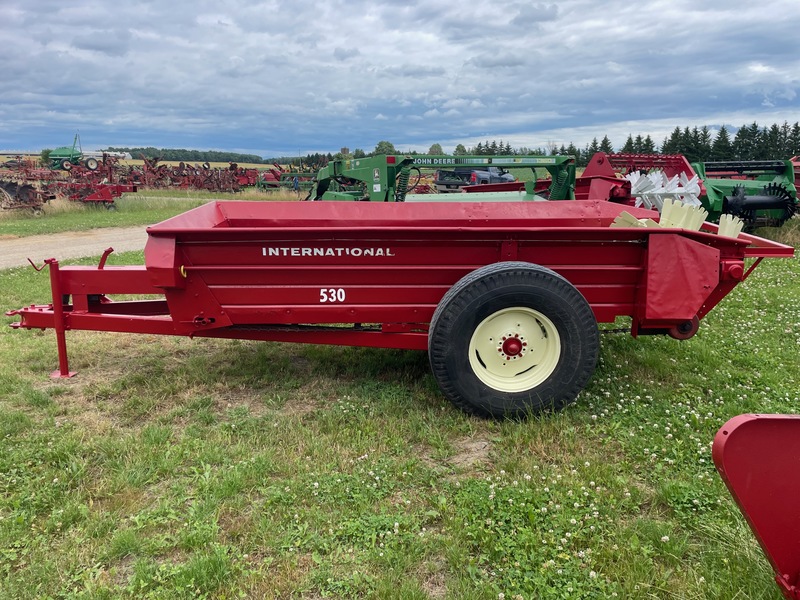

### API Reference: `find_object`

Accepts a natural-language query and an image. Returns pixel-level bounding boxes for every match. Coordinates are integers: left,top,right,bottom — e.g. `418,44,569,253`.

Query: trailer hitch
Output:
27,257,51,272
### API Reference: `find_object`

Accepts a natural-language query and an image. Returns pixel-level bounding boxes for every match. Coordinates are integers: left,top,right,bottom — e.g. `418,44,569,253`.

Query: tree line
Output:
101,120,800,169
446,121,800,167
102,147,267,165
307,121,800,169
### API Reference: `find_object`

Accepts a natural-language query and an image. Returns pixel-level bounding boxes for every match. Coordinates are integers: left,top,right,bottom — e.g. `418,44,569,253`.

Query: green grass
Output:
0,189,299,238
0,210,798,598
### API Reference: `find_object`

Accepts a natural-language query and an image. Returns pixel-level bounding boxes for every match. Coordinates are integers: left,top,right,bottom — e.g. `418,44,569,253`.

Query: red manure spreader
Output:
8,199,794,418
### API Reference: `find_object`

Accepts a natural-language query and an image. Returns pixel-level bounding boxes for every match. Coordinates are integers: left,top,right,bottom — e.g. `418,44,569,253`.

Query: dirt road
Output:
0,227,148,270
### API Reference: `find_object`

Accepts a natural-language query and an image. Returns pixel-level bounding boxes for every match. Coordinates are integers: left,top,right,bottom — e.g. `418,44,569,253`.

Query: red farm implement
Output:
0,157,59,213
714,415,800,599
129,157,260,193
8,199,793,419
0,154,136,211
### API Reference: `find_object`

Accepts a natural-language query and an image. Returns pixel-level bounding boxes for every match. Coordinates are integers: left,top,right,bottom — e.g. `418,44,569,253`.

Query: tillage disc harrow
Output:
0,179,54,213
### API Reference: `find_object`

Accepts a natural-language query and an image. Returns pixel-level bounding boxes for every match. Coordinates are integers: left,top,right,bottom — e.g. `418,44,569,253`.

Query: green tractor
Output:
49,134,100,171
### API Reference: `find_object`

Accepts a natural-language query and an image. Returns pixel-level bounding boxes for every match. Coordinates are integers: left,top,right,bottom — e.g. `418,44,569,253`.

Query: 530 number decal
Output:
319,288,346,303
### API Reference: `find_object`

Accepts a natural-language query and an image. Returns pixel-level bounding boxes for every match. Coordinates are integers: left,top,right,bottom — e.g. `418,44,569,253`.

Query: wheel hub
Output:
468,307,561,393
499,334,527,360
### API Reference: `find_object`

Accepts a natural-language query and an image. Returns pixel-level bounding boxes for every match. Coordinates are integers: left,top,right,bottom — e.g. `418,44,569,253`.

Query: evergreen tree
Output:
599,135,614,154
621,135,635,153
586,137,600,157
661,127,683,154
711,126,733,161
733,122,761,160
682,127,698,162
642,135,656,154
698,126,713,161
633,135,644,153
565,143,579,161
789,123,800,156
764,124,782,159
749,123,764,159
732,123,754,159
780,121,792,157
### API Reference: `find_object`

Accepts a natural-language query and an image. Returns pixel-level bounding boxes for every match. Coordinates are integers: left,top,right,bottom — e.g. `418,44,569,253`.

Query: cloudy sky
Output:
2,0,798,158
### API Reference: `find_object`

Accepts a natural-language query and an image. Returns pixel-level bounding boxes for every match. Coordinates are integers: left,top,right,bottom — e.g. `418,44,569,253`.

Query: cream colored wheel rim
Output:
468,307,561,392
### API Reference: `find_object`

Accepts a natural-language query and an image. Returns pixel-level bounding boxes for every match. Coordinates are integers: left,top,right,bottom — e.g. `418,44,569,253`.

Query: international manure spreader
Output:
7,200,793,419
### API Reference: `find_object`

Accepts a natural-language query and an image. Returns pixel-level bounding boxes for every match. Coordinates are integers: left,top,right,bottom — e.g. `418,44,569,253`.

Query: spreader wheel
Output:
428,262,599,419
668,316,700,340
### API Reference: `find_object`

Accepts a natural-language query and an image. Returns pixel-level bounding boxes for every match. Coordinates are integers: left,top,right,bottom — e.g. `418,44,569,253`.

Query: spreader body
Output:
8,199,793,417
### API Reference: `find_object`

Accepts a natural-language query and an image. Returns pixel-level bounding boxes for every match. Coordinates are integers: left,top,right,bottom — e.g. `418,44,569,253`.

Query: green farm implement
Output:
581,153,797,229
307,154,577,202
49,134,105,172
691,160,797,227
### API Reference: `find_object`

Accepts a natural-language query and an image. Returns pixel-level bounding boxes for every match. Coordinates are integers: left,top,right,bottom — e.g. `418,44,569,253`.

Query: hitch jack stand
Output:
47,259,76,378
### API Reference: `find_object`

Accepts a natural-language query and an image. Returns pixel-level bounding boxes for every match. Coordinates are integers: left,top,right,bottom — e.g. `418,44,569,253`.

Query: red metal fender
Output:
713,414,800,599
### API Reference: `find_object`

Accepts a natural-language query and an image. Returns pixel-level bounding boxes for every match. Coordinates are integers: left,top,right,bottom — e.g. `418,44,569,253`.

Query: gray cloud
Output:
0,0,798,156
72,29,132,56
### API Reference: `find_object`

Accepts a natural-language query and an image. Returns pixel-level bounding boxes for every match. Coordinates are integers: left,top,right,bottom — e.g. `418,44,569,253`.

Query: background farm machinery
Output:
0,157,57,213
127,156,261,192
579,153,798,229
48,134,129,172
0,155,136,212
256,165,317,192
5,143,799,224
0,155,282,213
307,154,576,202
453,152,798,229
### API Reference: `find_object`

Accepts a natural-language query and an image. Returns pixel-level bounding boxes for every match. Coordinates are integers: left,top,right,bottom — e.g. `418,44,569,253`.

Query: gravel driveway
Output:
0,226,149,270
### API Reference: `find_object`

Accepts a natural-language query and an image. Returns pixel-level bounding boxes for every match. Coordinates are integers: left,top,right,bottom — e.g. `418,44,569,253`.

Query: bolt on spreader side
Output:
7,199,794,419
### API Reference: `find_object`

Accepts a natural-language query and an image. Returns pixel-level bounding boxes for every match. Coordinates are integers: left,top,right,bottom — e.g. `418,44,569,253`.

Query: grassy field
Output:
0,190,302,238
0,199,798,598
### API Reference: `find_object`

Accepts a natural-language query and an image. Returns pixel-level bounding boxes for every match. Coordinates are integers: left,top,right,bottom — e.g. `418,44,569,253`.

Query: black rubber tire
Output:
428,262,599,419
84,158,99,171
60,159,73,171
